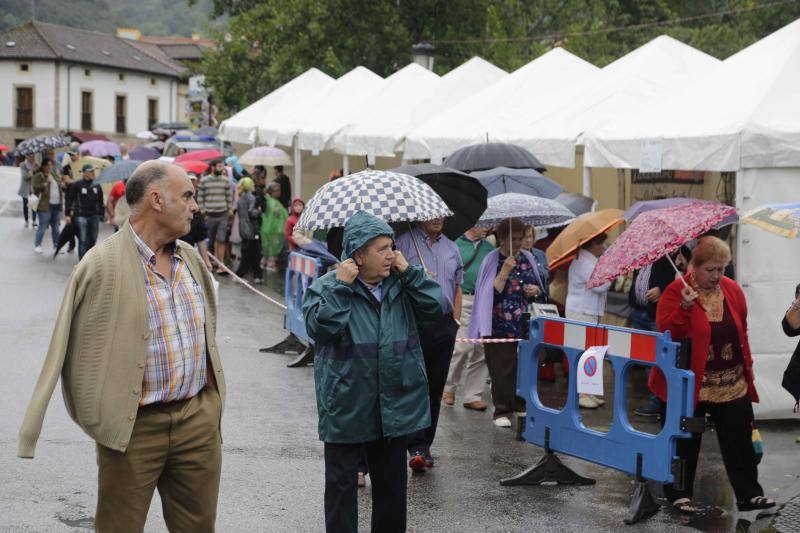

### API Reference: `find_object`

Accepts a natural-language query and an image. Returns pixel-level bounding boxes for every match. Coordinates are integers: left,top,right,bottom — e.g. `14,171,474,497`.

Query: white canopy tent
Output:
582,19,800,418
331,63,441,163
218,68,335,146
339,57,507,162
402,48,600,163
296,67,385,155
500,36,721,168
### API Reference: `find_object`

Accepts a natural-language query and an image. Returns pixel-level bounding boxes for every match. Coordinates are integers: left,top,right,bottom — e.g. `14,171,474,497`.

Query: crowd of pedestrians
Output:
15,147,304,277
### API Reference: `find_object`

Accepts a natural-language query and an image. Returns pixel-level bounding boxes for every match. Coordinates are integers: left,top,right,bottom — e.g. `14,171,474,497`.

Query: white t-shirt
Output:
48,175,61,205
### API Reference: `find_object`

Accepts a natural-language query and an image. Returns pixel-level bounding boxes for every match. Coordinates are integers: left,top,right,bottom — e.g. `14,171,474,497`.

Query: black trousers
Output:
484,341,526,419
660,395,763,504
324,437,407,533
407,316,458,457
235,238,262,279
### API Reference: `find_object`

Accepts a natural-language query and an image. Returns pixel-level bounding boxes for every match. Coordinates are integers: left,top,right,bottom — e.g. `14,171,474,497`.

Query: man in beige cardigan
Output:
18,160,226,532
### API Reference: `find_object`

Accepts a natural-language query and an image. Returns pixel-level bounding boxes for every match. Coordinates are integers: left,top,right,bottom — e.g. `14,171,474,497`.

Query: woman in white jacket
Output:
566,234,610,409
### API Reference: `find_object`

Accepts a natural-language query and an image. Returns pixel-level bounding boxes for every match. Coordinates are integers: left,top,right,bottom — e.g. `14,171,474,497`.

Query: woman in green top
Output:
260,181,288,271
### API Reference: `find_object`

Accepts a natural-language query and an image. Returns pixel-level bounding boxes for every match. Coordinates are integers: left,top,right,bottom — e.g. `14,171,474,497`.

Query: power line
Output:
431,0,800,45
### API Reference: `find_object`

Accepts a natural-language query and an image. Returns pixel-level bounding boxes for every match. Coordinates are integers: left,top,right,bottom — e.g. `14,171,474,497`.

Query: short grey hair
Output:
126,161,171,206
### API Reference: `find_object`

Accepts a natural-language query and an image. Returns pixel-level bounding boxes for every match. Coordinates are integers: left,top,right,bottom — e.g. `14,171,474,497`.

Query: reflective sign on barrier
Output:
517,317,696,484
284,252,322,345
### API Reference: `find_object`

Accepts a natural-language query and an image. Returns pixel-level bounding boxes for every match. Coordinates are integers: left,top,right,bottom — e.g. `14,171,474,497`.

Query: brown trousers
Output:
95,386,222,533
484,341,526,419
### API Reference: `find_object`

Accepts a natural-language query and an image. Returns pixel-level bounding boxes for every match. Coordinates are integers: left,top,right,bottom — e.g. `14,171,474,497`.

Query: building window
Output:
118,73,125,82
115,95,127,134
81,91,93,131
150,78,156,86
147,98,158,130
19,63,29,72
15,87,33,128
84,68,91,78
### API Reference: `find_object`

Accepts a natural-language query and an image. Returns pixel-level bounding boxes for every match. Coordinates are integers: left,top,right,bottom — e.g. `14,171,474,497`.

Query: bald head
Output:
126,161,176,206
127,161,198,239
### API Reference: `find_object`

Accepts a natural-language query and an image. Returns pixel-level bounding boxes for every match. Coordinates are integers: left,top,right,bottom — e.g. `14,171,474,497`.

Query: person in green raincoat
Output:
303,211,444,533
260,181,287,271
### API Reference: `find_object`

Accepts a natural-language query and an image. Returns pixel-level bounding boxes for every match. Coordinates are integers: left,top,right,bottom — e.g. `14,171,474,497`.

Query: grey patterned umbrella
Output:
296,169,453,231
477,192,575,229
94,160,143,185
16,135,72,156
444,142,546,173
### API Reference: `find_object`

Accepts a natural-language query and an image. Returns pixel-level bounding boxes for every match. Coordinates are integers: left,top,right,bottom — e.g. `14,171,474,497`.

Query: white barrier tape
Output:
208,253,287,311
456,338,522,344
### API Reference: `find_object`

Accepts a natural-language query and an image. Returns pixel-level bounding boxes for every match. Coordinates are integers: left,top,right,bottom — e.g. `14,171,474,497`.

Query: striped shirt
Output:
131,226,207,405
198,174,232,215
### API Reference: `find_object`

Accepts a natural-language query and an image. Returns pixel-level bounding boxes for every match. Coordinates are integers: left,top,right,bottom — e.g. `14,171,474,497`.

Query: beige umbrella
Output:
546,209,624,270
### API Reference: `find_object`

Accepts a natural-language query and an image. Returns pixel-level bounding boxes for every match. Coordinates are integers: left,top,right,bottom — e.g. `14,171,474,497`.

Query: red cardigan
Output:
649,276,759,407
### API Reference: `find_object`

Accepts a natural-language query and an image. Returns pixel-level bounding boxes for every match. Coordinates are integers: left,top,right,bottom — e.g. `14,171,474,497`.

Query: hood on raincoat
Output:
291,197,305,212
341,211,394,262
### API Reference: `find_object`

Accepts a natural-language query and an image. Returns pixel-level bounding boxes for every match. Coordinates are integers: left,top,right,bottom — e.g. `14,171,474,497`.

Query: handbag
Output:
28,193,39,211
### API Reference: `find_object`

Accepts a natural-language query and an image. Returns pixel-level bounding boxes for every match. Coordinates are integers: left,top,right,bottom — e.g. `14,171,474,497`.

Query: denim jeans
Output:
34,204,62,248
76,215,99,259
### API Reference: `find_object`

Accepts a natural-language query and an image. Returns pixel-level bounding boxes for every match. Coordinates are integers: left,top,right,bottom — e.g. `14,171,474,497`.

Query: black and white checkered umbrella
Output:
296,169,453,230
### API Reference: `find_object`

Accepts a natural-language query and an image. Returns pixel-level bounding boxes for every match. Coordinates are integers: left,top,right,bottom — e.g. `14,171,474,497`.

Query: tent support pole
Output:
342,155,349,176
582,166,591,197
293,140,302,199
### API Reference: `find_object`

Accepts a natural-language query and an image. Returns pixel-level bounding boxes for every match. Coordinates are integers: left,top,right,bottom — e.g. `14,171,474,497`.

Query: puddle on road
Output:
56,514,94,529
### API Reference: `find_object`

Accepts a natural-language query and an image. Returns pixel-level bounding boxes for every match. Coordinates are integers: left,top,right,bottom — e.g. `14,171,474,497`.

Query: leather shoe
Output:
442,391,455,406
463,400,487,411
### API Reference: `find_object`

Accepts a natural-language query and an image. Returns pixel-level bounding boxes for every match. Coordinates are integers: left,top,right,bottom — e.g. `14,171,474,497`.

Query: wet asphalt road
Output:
1,167,799,532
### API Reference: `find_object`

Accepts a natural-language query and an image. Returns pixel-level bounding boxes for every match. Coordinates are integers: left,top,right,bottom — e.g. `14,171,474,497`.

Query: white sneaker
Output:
579,394,599,409
515,411,527,418
592,395,606,406
493,416,512,428
34,246,43,254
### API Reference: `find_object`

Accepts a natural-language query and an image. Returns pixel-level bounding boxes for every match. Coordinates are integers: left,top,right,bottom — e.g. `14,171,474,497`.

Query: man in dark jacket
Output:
303,211,444,533
272,165,291,209
65,164,104,259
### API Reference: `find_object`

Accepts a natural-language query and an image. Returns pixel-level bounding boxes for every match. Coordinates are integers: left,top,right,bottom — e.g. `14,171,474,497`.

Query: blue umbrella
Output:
94,160,143,185
470,166,563,199
129,145,160,161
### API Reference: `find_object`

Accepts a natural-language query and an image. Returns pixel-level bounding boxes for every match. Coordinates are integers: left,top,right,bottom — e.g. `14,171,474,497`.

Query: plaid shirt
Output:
131,227,207,405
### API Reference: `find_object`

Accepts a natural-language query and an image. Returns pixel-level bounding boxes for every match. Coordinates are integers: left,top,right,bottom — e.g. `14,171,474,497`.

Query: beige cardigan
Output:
18,223,226,458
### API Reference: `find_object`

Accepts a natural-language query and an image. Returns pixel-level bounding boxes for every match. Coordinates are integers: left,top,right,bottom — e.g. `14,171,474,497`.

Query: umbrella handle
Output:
665,253,690,290
408,223,429,273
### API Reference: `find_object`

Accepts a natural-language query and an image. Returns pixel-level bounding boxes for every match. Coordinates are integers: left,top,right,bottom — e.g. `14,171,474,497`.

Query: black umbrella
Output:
444,142,546,173
389,163,488,240
555,192,596,216
53,221,76,258
470,166,563,199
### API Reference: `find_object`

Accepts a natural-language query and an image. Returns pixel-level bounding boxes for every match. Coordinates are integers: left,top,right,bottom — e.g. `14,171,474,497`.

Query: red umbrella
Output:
0,144,9,151
175,160,209,175
587,201,736,289
175,149,224,163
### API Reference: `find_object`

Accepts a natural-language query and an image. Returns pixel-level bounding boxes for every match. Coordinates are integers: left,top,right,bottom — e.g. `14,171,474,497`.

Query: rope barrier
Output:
456,337,523,344
207,253,287,311
205,254,526,342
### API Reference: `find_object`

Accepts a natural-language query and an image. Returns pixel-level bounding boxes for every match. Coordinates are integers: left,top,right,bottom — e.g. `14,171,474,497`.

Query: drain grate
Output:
774,495,800,532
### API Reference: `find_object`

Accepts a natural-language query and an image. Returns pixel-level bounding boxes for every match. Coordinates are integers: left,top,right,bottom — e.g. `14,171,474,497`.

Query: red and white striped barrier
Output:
290,254,318,279
542,320,656,363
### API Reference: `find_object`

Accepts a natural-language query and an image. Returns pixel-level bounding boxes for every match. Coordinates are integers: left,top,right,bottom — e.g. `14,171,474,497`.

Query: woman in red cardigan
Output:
651,236,774,514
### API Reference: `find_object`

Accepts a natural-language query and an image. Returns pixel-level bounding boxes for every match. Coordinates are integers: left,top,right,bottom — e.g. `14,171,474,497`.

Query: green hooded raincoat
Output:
302,211,444,443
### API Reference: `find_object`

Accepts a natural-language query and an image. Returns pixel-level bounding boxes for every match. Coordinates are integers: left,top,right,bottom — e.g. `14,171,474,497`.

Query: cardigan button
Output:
128,413,135,421
132,387,140,395
142,332,151,340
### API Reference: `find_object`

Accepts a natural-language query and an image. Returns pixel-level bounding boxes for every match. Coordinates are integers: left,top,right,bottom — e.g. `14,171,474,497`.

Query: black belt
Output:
139,396,192,410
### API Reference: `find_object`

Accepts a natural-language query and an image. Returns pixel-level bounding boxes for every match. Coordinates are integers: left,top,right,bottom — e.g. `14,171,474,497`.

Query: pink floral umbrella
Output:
587,202,737,289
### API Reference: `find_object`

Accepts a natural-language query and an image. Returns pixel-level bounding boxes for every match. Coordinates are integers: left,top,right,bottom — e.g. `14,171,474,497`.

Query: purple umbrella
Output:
624,198,738,227
129,145,160,161
79,140,120,158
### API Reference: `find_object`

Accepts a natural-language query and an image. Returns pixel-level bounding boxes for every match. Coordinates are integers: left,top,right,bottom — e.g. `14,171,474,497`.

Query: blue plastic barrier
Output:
284,252,323,345
515,317,696,485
